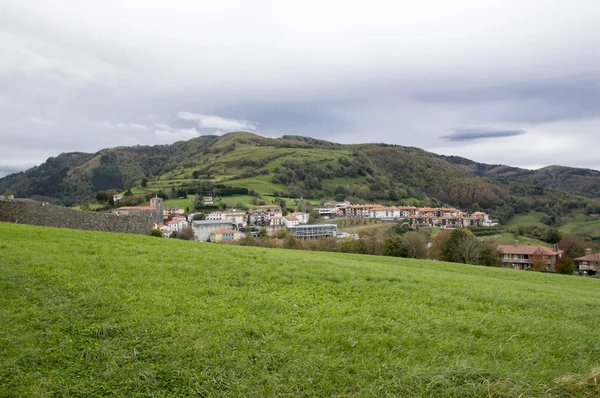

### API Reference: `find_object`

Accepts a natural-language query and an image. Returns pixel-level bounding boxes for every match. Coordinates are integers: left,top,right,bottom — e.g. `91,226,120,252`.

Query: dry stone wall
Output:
0,199,153,235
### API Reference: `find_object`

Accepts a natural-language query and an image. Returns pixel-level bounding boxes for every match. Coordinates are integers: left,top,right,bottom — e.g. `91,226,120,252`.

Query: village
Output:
109,196,599,275
112,197,496,241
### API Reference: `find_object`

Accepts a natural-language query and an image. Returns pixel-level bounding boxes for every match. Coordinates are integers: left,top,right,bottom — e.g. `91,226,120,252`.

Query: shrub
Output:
555,256,575,275
150,229,162,237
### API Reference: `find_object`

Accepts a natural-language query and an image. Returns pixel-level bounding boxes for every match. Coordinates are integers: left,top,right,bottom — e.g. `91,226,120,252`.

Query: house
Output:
164,206,185,216
156,224,170,237
202,196,214,204
398,206,417,217
337,204,383,218
368,207,401,219
113,194,125,203
165,218,189,233
113,196,163,224
248,205,282,226
269,216,286,226
206,211,247,226
498,242,563,271
210,228,243,242
317,207,340,219
574,249,600,276
289,212,309,224
284,215,300,228
439,215,465,228
289,224,338,239
192,220,236,242
408,214,437,228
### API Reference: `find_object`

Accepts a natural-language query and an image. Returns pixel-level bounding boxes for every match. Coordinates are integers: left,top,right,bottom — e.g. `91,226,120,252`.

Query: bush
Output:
177,228,195,240
555,256,575,275
150,229,162,237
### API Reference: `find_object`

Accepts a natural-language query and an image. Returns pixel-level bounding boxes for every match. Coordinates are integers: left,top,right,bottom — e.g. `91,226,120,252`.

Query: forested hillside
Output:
1,132,599,225
439,155,600,200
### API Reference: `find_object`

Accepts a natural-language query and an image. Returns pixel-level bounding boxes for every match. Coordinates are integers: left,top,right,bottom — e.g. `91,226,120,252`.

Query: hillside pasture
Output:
2,223,600,396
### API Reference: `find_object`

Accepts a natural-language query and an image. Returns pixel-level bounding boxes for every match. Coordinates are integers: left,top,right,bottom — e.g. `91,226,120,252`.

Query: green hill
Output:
2,223,600,396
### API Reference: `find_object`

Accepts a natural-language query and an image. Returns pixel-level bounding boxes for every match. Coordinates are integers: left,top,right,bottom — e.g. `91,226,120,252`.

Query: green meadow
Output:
2,223,600,397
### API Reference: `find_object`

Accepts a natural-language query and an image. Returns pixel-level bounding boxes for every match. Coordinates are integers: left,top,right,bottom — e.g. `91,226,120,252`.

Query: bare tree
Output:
451,236,482,265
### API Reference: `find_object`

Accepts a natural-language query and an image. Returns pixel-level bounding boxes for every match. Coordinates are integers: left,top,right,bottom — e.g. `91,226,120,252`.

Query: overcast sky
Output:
1,0,599,178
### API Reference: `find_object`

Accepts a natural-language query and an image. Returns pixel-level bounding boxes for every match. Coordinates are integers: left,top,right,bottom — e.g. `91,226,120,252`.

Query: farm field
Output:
2,223,600,396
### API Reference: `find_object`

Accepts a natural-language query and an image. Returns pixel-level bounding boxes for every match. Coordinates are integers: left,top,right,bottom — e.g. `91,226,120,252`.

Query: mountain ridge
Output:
1,132,599,224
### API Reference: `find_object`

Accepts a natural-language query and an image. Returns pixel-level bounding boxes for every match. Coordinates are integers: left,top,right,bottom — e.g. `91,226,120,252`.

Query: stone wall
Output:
0,199,153,235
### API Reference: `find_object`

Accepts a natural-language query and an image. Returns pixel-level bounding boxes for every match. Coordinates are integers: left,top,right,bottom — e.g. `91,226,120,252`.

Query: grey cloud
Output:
1,0,600,175
441,128,527,142
414,75,600,124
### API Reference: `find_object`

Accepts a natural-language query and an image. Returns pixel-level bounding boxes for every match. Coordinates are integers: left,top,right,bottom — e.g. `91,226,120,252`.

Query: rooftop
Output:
498,244,562,256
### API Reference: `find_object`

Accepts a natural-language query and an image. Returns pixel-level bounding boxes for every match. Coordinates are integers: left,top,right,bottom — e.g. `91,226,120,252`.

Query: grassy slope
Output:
2,223,600,396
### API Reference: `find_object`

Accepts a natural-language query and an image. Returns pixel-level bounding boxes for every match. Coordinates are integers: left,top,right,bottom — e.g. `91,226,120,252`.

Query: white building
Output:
317,207,340,219
205,211,247,226
165,218,189,233
192,220,237,242
368,207,402,219
284,215,300,228
289,212,309,224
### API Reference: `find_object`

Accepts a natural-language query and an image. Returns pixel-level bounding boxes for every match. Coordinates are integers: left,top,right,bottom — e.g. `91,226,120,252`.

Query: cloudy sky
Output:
1,0,599,177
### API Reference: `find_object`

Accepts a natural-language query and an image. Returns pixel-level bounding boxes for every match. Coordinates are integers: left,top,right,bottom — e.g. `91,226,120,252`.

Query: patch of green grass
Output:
2,222,600,396
559,216,600,237
492,233,551,247
162,195,194,209
505,211,548,230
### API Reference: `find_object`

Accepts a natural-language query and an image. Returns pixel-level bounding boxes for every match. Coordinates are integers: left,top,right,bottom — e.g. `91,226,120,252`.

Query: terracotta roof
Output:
257,205,281,209
210,228,238,234
372,207,399,211
498,245,562,256
285,215,298,221
575,252,600,262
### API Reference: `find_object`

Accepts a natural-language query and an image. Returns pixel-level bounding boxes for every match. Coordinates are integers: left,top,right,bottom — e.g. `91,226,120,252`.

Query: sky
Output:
1,0,599,178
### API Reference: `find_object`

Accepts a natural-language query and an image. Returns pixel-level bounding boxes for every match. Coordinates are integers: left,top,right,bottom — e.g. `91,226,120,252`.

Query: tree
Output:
150,229,162,237
558,234,586,259
141,178,148,188
439,229,477,263
177,228,194,240
544,228,562,244
450,235,482,265
555,256,575,275
258,227,268,238
96,191,108,202
283,235,300,250
402,232,427,259
428,230,452,259
193,213,206,220
478,240,501,267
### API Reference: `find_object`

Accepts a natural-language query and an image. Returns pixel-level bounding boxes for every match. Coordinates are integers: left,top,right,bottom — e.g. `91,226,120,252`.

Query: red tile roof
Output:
498,245,562,256
574,252,600,262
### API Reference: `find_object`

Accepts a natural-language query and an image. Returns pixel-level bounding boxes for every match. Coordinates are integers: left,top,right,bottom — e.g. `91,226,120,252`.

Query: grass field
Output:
505,212,548,230
492,233,551,247
2,223,600,396
559,216,600,238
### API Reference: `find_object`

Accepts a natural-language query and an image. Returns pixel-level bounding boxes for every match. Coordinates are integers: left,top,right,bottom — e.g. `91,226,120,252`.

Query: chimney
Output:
552,244,558,252
514,240,519,247
585,248,592,256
